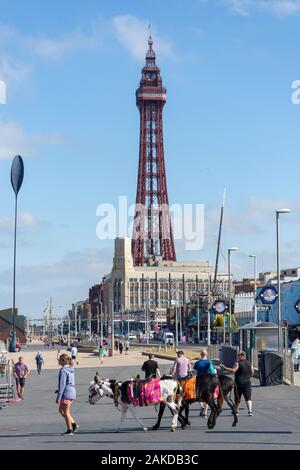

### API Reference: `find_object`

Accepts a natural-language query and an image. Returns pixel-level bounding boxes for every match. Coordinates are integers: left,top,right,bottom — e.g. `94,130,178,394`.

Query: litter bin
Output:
258,351,266,386
258,350,283,386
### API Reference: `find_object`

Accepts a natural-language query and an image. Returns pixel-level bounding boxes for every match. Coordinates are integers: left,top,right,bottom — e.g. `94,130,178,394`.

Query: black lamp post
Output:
9,155,24,353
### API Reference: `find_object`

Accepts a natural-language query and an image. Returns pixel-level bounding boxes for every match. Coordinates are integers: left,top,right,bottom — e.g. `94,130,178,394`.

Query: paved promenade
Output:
1,343,300,450
6,341,171,371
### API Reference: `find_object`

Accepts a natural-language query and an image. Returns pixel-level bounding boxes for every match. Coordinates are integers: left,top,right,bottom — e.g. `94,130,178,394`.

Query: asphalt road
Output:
1,362,300,450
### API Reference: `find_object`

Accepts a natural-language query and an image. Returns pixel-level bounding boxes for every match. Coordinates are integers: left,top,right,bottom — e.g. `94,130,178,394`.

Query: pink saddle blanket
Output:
213,385,219,400
127,378,161,407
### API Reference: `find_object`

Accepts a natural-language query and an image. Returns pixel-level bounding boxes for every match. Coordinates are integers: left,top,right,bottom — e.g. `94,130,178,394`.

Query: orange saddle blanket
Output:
182,376,197,400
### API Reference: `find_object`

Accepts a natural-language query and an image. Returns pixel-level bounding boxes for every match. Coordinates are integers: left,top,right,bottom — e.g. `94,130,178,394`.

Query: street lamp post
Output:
97,305,100,335
207,275,211,346
197,296,200,344
99,302,103,345
110,299,114,356
228,247,239,346
9,155,24,353
175,305,179,349
276,209,291,352
249,255,257,323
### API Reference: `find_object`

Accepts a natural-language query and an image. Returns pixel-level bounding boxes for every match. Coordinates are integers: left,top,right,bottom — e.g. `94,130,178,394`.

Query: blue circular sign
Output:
259,286,278,305
294,299,300,314
211,299,228,314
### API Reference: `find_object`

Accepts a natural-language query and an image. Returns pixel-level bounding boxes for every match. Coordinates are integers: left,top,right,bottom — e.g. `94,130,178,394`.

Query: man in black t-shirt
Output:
220,351,254,416
142,354,161,380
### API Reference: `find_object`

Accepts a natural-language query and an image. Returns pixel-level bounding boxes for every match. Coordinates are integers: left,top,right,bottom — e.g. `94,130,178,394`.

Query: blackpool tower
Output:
132,36,176,266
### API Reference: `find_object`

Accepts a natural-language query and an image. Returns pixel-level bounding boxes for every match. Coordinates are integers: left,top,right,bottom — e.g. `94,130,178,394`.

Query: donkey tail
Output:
233,382,240,408
217,382,224,409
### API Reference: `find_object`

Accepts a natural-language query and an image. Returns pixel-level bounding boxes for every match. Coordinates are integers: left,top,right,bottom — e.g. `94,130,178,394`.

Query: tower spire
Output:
132,36,176,266
145,33,156,66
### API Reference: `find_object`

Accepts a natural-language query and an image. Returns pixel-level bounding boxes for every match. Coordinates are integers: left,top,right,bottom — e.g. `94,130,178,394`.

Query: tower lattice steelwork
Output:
132,36,176,266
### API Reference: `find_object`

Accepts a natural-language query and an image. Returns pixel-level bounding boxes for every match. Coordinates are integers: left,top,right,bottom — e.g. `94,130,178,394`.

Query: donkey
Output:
183,374,239,428
88,373,184,432
152,373,233,431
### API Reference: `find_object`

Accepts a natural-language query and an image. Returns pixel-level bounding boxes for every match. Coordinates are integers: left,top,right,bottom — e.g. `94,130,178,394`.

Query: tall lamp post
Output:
228,247,239,346
276,208,291,352
110,299,114,356
249,255,257,323
9,155,24,353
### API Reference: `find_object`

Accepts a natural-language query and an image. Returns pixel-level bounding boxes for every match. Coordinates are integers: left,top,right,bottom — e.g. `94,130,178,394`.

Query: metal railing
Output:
283,352,294,385
207,345,221,361
251,348,294,385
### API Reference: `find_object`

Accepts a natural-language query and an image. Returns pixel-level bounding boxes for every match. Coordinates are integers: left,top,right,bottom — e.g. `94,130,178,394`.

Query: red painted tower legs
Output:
132,36,176,266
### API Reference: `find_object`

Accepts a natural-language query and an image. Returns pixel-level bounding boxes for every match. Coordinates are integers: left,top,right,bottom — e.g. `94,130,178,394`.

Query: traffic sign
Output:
257,305,270,312
211,299,228,314
294,299,300,314
259,286,278,305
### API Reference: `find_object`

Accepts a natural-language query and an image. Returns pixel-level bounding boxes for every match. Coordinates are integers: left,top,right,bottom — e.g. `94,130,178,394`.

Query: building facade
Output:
100,237,229,331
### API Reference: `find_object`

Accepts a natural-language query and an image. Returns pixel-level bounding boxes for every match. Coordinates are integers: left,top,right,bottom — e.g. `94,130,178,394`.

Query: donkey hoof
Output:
116,429,121,433
152,426,158,431
170,427,176,432
143,427,148,432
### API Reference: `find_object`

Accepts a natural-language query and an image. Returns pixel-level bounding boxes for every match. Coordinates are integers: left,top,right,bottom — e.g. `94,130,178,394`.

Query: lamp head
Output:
276,208,291,214
228,247,239,252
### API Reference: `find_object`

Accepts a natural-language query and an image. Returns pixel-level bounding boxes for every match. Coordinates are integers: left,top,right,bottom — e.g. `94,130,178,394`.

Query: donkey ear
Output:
94,373,101,384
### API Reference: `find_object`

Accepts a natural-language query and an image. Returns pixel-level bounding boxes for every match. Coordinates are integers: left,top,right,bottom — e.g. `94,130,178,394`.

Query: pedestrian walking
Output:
98,344,105,364
142,354,161,380
71,345,78,365
119,341,123,355
125,339,130,355
14,357,30,399
35,352,44,375
56,353,79,435
291,338,300,372
171,351,192,379
220,350,254,416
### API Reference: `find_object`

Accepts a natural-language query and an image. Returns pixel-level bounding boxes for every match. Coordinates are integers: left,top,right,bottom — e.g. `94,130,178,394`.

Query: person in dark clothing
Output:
220,351,254,416
35,352,44,375
141,354,161,380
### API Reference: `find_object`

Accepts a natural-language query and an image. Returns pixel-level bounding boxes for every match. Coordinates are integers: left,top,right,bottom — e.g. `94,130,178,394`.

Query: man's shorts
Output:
236,382,252,401
16,377,25,387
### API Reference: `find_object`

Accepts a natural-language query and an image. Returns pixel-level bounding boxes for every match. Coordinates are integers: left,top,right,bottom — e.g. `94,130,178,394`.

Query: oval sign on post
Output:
294,299,300,314
211,299,228,314
259,286,278,305
11,155,24,195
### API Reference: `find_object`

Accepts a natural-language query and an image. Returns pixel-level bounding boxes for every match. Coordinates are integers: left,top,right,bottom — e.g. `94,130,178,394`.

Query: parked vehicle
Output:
162,332,174,345
126,334,137,341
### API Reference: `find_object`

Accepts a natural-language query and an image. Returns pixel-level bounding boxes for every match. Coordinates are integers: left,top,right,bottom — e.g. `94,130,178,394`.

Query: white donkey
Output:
88,374,183,432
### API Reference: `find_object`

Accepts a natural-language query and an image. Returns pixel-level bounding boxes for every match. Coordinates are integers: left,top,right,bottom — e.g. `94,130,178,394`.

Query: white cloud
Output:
112,15,175,60
0,121,66,159
0,246,113,315
224,0,252,16
0,54,30,85
0,212,48,231
223,0,300,16
22,27,103,61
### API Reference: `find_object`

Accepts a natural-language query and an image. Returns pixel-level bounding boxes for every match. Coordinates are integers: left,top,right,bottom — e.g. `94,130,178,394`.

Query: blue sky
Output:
0,0,300,318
